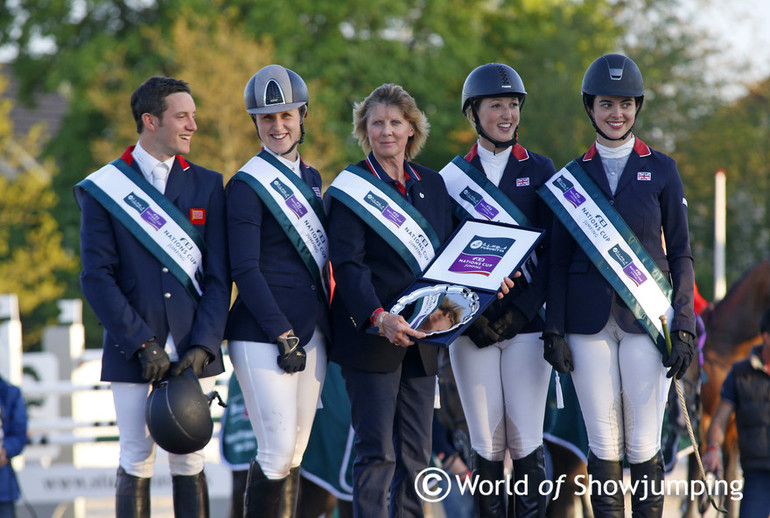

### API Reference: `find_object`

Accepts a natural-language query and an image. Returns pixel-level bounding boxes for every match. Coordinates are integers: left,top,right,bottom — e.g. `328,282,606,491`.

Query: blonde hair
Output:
352,83,430,160
439,297,464,326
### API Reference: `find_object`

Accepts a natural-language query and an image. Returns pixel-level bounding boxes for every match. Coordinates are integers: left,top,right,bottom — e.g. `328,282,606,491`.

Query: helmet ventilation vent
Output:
264,79,285,106
497,65,512,89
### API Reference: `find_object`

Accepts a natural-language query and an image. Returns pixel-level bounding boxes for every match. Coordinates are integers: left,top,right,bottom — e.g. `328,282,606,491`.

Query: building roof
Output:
2,67,67,139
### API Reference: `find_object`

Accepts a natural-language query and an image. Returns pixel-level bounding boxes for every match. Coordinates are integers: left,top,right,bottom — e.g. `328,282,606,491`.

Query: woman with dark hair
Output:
541,54,696,517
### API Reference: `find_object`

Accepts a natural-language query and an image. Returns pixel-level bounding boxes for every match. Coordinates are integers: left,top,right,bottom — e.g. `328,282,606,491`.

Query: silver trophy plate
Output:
390,284,480,336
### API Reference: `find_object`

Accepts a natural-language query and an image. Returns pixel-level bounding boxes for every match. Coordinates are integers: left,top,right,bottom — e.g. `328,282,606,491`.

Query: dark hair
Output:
130,77,192,134
760,307,770,335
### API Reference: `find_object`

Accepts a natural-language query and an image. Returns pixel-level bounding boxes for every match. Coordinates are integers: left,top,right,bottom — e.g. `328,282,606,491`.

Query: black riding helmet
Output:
581,54,644,141
146,368,214,455
461,63,527,149
243,64,309,155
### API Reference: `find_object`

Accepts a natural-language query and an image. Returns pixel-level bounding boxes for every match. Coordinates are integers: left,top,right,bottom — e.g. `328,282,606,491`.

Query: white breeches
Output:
568,315,670,464
449,332,552,461
112,376,217,478
229,327,326,479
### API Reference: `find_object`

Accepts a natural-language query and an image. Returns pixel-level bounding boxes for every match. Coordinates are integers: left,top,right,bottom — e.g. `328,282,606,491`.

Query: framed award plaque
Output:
385,218,545,346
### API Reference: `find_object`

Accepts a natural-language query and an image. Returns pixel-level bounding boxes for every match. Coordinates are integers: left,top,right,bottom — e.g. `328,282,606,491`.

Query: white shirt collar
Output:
132,141,176,182
262,147,302,177
596,136,635,160
476,140,510,187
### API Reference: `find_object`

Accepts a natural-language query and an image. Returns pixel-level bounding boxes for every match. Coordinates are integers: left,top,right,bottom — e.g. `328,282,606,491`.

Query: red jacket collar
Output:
583,138,651,161
120,145,191,170
465,142,529,162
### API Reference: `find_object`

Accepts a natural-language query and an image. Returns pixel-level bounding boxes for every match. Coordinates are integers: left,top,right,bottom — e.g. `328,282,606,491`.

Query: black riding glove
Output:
490,306,530,341
663,330,696,379
276,331,306,373
171,346,213,377
542,330,574,374
136,337,171,382
465,315,502,348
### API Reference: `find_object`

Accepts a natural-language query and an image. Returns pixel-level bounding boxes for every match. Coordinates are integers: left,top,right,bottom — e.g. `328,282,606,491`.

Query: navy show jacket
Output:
326,157,454,375
546,139,696,337
76,147,231,382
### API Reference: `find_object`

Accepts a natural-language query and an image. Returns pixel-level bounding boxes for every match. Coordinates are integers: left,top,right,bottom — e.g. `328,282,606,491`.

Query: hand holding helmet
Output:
170,346,212,377
136,337,171,382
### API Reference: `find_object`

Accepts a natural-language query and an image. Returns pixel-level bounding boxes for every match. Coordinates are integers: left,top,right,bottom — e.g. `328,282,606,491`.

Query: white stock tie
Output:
152,163,169,194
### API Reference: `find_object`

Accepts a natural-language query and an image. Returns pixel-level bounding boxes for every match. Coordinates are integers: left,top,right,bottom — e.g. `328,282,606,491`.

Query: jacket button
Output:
164,292,171,299
162,267,169,273
310,285,316,291
609,200,615,205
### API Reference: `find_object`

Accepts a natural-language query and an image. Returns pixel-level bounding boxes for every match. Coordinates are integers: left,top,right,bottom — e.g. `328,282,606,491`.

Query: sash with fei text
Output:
325,165,440,276
439,155,539,286
537,160,674,353
77,158,205,301
233,150,329,291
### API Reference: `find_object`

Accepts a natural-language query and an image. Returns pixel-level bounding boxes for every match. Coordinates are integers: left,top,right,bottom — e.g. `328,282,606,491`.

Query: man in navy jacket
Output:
76,77,230,518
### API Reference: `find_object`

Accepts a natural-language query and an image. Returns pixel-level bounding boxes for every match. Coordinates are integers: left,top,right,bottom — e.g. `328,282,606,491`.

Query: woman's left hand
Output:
379,312,426,347
496,272,521,299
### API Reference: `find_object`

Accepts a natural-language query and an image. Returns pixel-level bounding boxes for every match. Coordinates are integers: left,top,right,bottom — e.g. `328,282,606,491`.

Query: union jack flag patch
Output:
313,186,322,198
637,172,652,181
190,208,206,224
516,177,530,187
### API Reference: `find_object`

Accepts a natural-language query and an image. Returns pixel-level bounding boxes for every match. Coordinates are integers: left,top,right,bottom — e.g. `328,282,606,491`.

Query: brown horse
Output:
682,258,770,517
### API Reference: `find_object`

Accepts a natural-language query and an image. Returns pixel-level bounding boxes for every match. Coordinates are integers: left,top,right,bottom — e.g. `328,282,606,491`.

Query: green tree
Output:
0,69,78,349
674,78,770,299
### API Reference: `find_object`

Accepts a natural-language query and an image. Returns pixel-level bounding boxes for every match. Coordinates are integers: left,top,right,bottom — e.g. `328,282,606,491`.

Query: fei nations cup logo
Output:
448,235,515,276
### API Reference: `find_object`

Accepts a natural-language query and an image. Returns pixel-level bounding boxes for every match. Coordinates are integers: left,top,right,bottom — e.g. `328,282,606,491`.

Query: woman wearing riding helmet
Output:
439,63,556,517
225,64,329,516
542,54,696,517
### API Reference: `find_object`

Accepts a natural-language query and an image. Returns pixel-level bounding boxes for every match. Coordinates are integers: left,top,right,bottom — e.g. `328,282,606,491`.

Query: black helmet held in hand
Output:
145,368,214,455
461,63,527,149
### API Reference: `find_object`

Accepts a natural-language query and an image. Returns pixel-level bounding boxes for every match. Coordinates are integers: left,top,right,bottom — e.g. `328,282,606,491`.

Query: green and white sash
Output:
439,155,533,226
439,156,540,287
77,159,205,301
233,150,328,290
537,160,674,353
325,165,441,276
